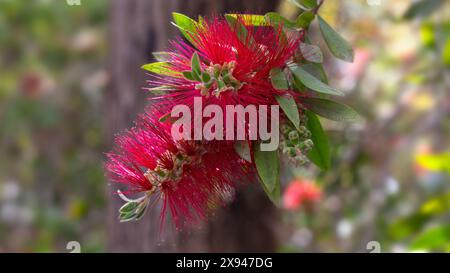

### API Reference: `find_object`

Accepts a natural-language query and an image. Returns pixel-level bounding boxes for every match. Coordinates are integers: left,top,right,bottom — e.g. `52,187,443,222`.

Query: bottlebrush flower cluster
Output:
106,109,252,224
106,10,359,225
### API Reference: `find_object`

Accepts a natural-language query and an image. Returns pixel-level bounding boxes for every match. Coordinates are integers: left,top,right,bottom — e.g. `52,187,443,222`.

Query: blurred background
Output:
0,0,449,252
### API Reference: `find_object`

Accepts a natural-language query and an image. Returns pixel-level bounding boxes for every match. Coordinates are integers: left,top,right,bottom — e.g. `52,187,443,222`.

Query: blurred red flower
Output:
283,178,322,210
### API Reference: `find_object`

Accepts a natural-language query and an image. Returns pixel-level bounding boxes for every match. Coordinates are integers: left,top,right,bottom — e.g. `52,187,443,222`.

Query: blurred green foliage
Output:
280,0,450,253
0,0,107,252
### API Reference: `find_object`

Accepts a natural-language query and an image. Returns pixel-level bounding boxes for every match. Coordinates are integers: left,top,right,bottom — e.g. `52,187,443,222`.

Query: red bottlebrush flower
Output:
105,108,252,225
283,178,322,211
148,15,302,112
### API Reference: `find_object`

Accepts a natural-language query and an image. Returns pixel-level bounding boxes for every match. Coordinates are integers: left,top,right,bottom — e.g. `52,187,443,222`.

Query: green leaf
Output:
260,174,281,205
302,97,362,122
290,65,344,96
276,95,300,130
119,202,139,214
172,12,198,43
299,0,317,9
182,71,196,81
217,79,225,90
134,201,149,220
141,62,179,76
403,0,443,20
191,52,202,75
118,197,150,222
305,110,330,170
254,142,280,195
443,38,450,68
234,141,252,163
265,12,296,29
296,11,315,29
389,213,430,240
225,15,248,42
225,14,268,26
270,68,289,90
119,211,137,222
289,0,317,10
201,72,211,83
410,225,450,251
300,42,323,63
318,16,354,62
301,63,328,83
302,35,328,83
292,61,329,91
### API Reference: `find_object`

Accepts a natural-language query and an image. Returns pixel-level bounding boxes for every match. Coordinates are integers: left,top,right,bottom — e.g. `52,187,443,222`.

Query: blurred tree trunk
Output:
105,0,280,252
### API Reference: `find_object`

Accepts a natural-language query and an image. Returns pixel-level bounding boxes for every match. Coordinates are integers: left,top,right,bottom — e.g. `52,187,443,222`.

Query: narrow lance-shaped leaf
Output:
303,35,328,83
290,65,344,96
300,42,323,63
254,142,280,204
225,14,268,26
301,63,329,84
296,11,315,29
191,52,202,76
270,68,289,90
305,110,330,170
289,0,317,10
119,202,139,214
403,0,443,20
276,95,300,131
265,12,296,29
141,62,179,77
225,15,248,42
172,12,198,44
270,68,301,130
302,97,362,122
261,177,281,205
318,16,354,62
182,71,196,81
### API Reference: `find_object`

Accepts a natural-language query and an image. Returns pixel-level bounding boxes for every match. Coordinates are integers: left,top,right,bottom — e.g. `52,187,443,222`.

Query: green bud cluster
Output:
279,114,313,165
182,52,243,97
118,192,151,222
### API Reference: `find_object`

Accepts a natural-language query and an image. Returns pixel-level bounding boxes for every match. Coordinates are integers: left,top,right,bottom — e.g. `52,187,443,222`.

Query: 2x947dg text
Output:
176,257,272,270
219,257,272,268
